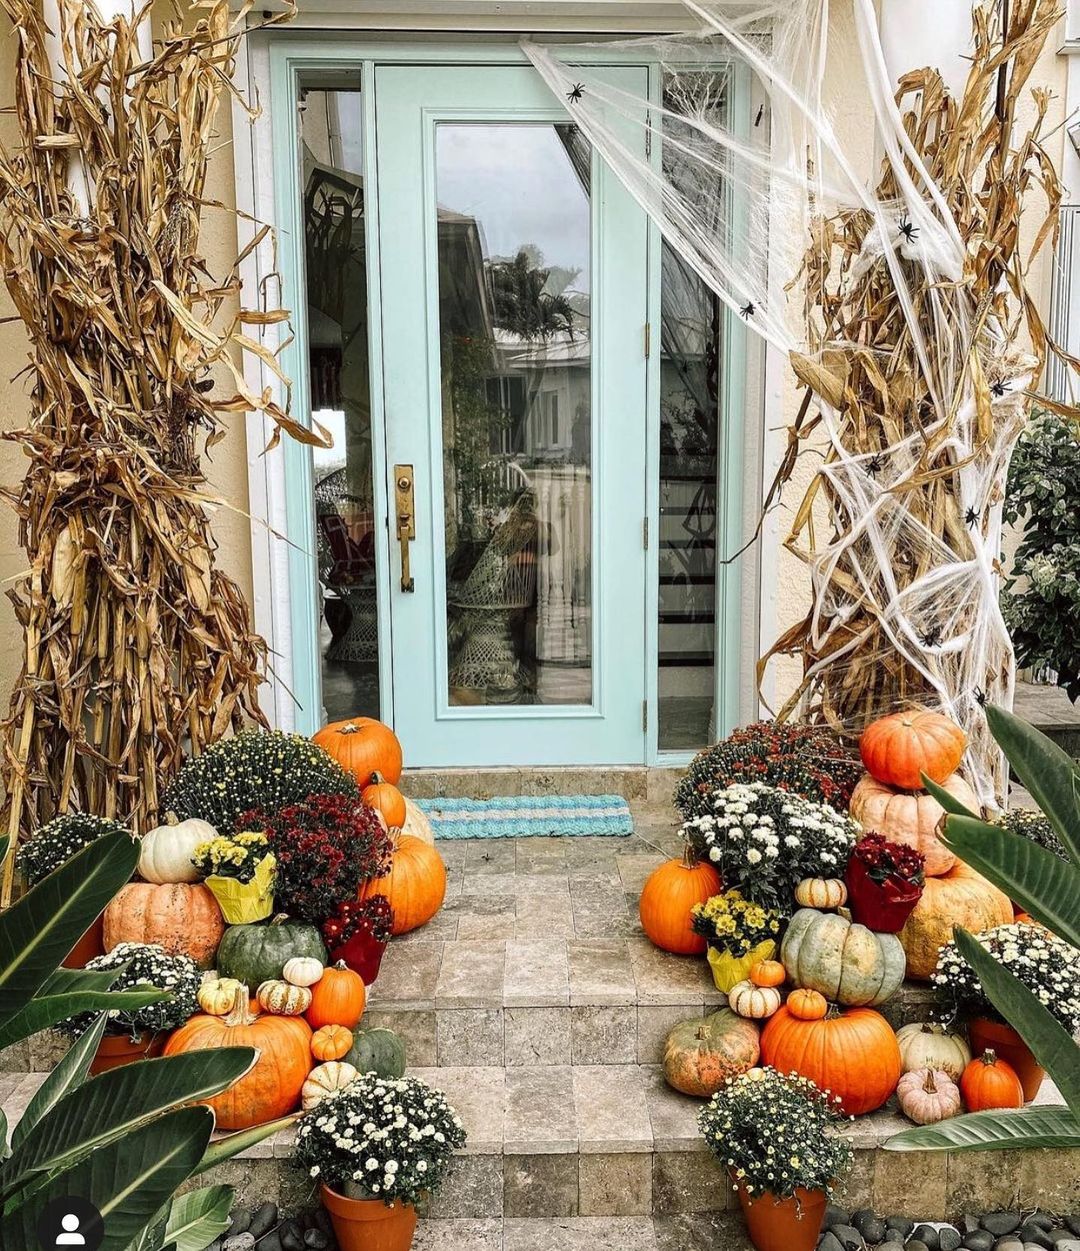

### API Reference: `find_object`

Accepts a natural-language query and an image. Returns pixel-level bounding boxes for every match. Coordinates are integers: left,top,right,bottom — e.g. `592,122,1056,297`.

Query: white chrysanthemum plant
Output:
295,1073,467,1207
682,782,858,912
60,942,201,1040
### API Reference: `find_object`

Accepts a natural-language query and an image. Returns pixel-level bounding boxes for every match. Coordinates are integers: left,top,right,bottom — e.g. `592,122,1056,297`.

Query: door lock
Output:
394,464,416,593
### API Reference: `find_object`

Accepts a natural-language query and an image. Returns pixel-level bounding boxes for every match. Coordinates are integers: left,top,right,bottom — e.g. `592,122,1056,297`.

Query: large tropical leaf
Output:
0,1048,256,1198
939,817,1080,948
191,1113,298,1178
0,967,164,1050
162,1185,234,1251
954,928,1080,1113
886,1104,1080,1151
0,1105,214,1251
11,1013,109,1152
922,774,979,818
985,704,1080,867
0,830,138,1027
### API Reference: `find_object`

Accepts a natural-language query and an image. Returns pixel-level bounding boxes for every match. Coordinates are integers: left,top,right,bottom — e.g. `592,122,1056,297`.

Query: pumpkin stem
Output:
164,810,179,826
370,772,384,785
980,1049,998,1066
681,842,698,870
339,723,360,735
922,1070,939,1095
224,984,257,1027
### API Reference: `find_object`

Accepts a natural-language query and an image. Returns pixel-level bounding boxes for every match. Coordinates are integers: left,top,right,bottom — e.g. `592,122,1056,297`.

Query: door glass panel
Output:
435,123,593,707
300,80,381,722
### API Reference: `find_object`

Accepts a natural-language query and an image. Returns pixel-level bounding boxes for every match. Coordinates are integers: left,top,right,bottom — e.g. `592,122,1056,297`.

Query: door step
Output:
402,766,685,803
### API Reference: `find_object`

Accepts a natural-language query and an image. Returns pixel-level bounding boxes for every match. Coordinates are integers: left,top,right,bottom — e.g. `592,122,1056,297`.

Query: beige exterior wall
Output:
0,2,1070,732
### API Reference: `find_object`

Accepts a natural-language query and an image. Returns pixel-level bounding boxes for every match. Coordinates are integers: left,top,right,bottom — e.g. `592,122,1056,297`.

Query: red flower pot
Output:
845,858,923,933
969,1017,1045,1101
63,915,105,969
320,1185,416,1251
732,1178,826,1251
89,1031,165,1075
331,930,389,985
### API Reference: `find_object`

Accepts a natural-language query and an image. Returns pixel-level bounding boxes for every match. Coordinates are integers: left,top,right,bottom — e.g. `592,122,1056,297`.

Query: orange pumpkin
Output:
306,960,366,1030
749,960,786,988
860,709,966,790
760,1002,901,1115
361,773,407,830
787,988,828,1020
163,984,312,1129
360,834,446,935
639,851,722,956
313,718,403,787
960,1049,1023,1110
848,772,980,877
104,882,224,968
899,861,1013,979
311,1024,354,1062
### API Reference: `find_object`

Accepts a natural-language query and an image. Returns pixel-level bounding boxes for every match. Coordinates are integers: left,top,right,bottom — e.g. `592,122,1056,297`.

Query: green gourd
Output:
216,916,328,988
346,1027,407,1079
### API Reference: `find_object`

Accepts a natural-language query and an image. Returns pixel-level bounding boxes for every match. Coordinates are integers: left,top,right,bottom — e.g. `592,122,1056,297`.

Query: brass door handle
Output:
394,464,415,593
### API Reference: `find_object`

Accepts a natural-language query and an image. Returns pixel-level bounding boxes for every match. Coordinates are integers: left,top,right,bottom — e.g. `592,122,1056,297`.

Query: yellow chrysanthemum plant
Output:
192,830,276,924
691,889,782,994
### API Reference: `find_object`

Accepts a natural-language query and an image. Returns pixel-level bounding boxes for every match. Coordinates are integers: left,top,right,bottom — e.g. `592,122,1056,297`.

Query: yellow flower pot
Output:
205,853,276,924
707,939,777,994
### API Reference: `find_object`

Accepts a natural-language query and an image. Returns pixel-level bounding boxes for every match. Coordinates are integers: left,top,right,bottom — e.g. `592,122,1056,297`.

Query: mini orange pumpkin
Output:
306,960,366,1030
360,834,447,935
639,850,722,956
860,708,967,790
749,960,786,988
361,773,407,830
313,718,403,786
311,1024,354,1062
786,988,828,1020
960,1049,1023,1111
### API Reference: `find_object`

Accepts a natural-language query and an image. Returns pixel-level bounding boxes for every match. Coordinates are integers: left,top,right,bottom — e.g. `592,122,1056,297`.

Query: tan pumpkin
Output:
302,1061,360,1111
257,979,313,1016
727,979,781,1019
848,771,980,877
197,974,244,1016
359,835,446,935
780,907,906,1006
283,956,324,988
311,1024,354,1062
104,882,224,967
899,862,1013,980
401,797,435,846
794,877,848,910
138,813,216,884
897,1067,962,1125
662,1008,760,1097
896,1022,971,1081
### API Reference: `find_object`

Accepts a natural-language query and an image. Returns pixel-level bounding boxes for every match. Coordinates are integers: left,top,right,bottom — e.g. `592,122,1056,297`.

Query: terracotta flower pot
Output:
844,858,922,933
969,1016,1045,1101
63,914,105,969
331,930,389,986
732,1178,826,1251
89,1030,165,1076
320,1185,417,1251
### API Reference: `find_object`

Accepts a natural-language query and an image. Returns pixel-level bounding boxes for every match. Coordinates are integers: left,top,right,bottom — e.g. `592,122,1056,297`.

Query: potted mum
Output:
61,941,201,1073
296,1072,467,1251
322,894,395,984
932,920,1080,1100
699,1067,853,1251
844,833,925,932
192,829,276,924
691,890,783,993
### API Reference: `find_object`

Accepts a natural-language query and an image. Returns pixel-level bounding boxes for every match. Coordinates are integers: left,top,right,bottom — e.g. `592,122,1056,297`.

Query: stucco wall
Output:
0,2,1070,735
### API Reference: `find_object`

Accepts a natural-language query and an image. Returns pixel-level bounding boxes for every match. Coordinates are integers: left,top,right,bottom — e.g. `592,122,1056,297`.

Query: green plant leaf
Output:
11,1012,109,1152
922,774,979,818
954,928,1080,1114
0,1109,7,1163
885,1103,1080,1151
0,1105,214,1251
985,704,1080,868
191,1113,298,1178
0,1048,256,1197
939,817,1080,948
162,1185,234,1251
0,830,138,1029
0,981,165,1050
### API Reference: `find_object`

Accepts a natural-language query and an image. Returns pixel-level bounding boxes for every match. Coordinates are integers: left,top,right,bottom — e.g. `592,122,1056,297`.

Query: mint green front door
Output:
374,62,649,766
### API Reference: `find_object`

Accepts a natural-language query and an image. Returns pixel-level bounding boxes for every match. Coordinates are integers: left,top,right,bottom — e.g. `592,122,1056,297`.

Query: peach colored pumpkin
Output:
104,882,224,967
899,862,1013,979
848,771,980,877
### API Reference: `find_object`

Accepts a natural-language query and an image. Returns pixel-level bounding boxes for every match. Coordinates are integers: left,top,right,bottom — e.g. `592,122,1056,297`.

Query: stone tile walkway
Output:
413,1213,754,1251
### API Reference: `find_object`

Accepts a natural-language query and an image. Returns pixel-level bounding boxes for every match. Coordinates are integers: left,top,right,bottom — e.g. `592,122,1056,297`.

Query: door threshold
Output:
402,764,683,804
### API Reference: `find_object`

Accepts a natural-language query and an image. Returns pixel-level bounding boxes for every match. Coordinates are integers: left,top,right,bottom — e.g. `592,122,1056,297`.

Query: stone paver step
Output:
413,1213,751,1250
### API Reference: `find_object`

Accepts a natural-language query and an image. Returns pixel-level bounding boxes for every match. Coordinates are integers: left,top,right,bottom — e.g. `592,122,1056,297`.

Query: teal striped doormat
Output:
414,794,633,839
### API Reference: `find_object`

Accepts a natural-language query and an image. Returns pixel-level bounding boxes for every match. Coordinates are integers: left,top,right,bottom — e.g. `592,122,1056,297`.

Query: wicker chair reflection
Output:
315,468,378,664
448,471,538,698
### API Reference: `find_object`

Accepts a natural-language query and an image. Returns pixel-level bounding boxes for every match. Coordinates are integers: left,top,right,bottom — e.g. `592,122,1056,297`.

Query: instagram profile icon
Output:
35,1195,104,1251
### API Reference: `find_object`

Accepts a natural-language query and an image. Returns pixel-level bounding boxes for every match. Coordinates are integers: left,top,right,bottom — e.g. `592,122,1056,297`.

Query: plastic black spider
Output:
739,301,756,319
898,216,919,242
566,83,585,103
964,505,979,527
866,452,886,477
920,625,943,649
973,685,988,707
990,380,1007,398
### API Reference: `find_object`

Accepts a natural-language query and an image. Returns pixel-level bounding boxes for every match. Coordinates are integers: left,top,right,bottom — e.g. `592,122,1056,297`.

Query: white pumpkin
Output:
401,797,434,847
138,813,217,884
302,1061,360,1110
727,979,782,1019
283,956,324,988
896,1021,971,1082
794,877,848,910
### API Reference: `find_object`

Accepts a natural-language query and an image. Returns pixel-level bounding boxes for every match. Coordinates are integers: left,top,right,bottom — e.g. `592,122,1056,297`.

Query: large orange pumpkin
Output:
848,771,979,877
306,960,366,1030
361,774,407,830
639,851,722,956
104,882,224,968
899,861,1013,979
860,709,966,790
760,1001,901,1115
313,718,403,786
360,834,446,934
163,984,312,1129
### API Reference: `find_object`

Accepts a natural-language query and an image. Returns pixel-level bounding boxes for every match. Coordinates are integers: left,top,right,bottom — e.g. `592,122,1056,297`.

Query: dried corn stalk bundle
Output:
0,0,307,901
761,0,1076,805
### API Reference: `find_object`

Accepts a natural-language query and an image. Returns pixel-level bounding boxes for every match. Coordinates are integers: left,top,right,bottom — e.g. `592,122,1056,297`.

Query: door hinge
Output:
642,699,649,732
643,516,649,550
644,321,651,359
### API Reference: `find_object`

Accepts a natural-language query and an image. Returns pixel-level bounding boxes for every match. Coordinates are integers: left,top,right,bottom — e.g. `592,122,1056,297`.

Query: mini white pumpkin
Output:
896,1067,962,1125
896,1021,971,1081
256,979,312,1016
794,877,848,910
283,956,324,988
302,1061,360,1110
727,979,781,1020
138,813,216,884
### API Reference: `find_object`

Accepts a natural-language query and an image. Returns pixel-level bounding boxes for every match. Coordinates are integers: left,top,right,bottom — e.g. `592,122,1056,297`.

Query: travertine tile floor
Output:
413,1212,754,1251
